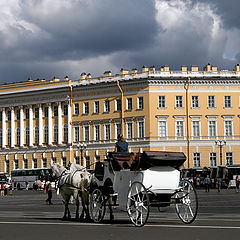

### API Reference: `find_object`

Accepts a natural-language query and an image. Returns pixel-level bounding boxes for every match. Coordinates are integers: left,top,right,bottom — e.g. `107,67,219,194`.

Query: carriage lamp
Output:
78,143,87,166
215,140,226,166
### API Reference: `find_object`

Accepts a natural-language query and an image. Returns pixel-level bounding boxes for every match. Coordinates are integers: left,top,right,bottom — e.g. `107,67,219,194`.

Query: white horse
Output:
51,163,91,221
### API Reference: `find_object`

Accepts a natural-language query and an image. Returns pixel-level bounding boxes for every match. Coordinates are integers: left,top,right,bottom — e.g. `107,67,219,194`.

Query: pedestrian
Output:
114,133,128,153
45,181,53,205
25,181,29,190
235,175,240,193
4,182,8,196
217,178,221,192
204,175,211,192
1,183,4,197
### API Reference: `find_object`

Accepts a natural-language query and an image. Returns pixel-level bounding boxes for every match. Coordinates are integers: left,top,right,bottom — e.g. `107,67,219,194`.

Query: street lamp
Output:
215,140,226,165
78,143,87,166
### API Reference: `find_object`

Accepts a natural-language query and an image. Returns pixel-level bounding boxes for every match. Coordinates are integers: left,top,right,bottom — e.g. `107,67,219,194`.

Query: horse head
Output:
51,163,67,178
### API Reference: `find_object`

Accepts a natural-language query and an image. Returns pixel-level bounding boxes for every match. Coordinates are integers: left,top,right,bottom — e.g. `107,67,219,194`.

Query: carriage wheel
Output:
175,179,198,224
89,188,106,223
127,181,150,227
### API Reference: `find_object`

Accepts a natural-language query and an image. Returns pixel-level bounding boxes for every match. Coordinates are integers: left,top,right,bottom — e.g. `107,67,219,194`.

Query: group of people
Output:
0,182,12,196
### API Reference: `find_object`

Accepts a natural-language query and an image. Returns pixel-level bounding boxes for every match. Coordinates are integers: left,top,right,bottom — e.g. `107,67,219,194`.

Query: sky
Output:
0,0,240,84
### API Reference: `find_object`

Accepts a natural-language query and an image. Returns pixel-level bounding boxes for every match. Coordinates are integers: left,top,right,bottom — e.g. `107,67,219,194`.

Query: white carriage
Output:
89,151,198,227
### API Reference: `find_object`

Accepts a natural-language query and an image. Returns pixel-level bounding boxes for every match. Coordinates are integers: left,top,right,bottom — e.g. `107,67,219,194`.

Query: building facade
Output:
1,64,240,174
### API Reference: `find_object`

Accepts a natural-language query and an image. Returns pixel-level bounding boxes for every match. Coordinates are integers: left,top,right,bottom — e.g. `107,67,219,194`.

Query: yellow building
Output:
1,64,240,174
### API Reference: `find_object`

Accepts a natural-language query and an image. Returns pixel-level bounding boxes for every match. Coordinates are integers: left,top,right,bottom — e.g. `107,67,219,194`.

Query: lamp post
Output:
215,140,226,165
78,143,87,166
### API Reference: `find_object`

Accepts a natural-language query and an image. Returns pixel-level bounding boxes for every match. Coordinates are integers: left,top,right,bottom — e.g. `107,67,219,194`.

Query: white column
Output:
2,108,6,148
20,107,24,147
11,107,15,147
48,104,52,145
68,101,72,144
29,105,33,147
58,102,62,145
39,105,43,146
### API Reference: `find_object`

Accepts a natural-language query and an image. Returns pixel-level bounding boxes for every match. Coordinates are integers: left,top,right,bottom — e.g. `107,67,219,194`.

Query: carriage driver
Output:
114,133,128,152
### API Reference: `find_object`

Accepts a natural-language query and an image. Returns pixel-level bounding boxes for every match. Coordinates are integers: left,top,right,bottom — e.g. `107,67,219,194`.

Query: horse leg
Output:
79,191,85,221
62,195,70,221
74,191,80,220
65,195,71,220
107,196,114,222
84,192,91,222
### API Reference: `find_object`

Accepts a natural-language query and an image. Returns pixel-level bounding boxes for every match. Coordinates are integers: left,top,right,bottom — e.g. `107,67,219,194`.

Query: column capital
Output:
47,103,52,107
10,107,15,111
37,104,42,108
27,104,33,109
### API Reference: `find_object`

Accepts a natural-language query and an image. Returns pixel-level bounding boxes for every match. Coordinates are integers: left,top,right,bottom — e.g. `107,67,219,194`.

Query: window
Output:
83,102,89,114
7,128,11,146
115,99,121,111
84,126,90,142
0,111,2,121
42,158,47,168
35,127,39,145
62,157,67,167
116,123,122,138
193,152,201,167
52,157,57,164
25,127,30,145
0,129,2,146
16,109,20,121
158,96,166,108
63,104,68,116
192,96,199,108
54,125,58,143
64,124,68,142
208,121,216,137
158,121,167,137
104,100,110,113
226,152,233,165
14,160,19,169
224,96,231,108
104,124,111,140
175,96,183,108
74,126,80,143
53,106,58,117
44,126,48,144
34,107,39,119
210,152,217,166
138,121,144,138
16,128,20,145
94,101,99,114
137,97,144,110
192,121,200,137
5,160,9,174
208,96,215,108
7,110,11,121
75,156,80,165
126,122,133,139
86,156,90,169
176,121,184,137
24,159,28,169
74,103,79,115
44,107,48,118
225,121,233,136
94,125,100,141
33,159,37,168
95,156,100,162
126,98,132,110
25,108,29,120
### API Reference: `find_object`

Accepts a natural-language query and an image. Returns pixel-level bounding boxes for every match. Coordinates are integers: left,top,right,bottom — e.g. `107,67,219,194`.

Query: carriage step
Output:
150,202,171,207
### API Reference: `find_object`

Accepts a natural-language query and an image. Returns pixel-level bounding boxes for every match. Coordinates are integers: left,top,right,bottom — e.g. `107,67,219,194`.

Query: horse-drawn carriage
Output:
89,151,198,227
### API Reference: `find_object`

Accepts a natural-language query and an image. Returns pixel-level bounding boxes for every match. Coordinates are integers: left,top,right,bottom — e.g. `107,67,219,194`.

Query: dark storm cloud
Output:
0,0,239,84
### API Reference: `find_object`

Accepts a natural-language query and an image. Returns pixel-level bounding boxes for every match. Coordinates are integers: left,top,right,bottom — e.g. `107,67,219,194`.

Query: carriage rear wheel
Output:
175,179,198,224
89,188,106,223
127,181,150,227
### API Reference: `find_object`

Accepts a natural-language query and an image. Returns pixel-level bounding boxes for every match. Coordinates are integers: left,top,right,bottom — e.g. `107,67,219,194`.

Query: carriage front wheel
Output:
127,181,150,227
175,179,198,224
89,188,106,223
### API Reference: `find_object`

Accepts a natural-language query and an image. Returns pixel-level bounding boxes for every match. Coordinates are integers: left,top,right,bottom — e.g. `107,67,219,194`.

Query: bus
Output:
0,172,8,184
11,168,52,189
225,165,240,188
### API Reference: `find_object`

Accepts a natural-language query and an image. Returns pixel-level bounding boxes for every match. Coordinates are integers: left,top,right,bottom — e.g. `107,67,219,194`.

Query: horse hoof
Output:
110,215,114,222
62,216,67,221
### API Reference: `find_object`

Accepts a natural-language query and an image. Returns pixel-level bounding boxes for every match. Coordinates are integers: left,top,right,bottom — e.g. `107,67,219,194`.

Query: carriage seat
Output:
107,152,131,171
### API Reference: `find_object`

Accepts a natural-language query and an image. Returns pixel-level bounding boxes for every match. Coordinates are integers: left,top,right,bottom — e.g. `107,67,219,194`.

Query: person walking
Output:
115,133,128,152
204,175,211,192
235,175,240,193
1,183,4,197
45,181,53,204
